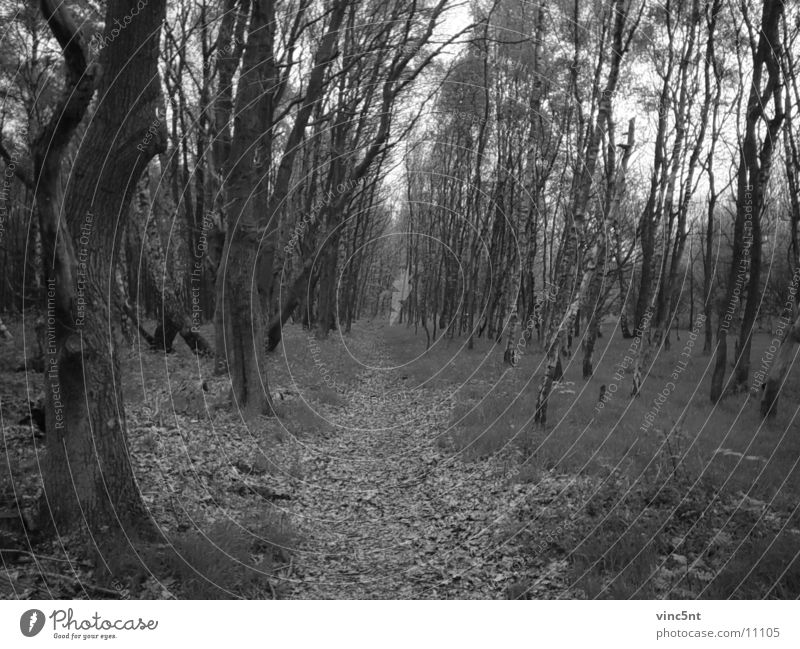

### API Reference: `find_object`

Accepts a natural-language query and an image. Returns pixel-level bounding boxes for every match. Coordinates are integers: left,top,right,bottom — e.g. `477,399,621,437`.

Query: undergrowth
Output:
105,513,296,599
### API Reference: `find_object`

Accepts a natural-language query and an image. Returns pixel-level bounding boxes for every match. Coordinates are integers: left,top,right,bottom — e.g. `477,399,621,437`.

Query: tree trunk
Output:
504,311,518,366
210,0,250,375
535,3,633,426
222,0,347,417
0,317,11,341
221,0,275,418
36,0,166,543
315,236,341,339
761,311,800,417
710,0,784,401
130,173,213,355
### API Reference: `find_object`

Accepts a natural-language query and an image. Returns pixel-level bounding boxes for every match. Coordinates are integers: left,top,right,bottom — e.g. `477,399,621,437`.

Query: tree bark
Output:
130,173,213,355
37,0,167,542
760,311,800,417
535,0,634,426
222,0,347,418
710,0,784,401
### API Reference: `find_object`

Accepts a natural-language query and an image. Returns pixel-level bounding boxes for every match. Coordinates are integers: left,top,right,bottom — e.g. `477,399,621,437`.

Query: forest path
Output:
281,329,569,599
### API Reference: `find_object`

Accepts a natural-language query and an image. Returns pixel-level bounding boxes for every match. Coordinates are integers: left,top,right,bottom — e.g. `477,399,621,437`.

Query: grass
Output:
3,312,798,598
271,320,375,393
380,318,800,598
384,320,800,507
701,526,800,598
101,513,296,599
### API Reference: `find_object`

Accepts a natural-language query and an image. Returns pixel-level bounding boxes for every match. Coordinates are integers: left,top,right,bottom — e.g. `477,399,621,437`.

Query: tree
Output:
267,0,469,347
710,0,785,402
129,168,213,355
760,6,800,417
28,0,168,542
761,311,800,417
534,0,638,426
220,0,348,419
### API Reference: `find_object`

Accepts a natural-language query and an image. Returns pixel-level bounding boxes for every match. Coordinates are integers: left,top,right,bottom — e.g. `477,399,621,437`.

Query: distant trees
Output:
394,0,799,422
206,0,462,417
401,0,563,349
630,0,726,394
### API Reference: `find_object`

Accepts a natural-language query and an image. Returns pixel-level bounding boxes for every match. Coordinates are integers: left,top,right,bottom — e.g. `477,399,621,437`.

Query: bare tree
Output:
27,0,167,540
710,0,784,402
534,0,639,426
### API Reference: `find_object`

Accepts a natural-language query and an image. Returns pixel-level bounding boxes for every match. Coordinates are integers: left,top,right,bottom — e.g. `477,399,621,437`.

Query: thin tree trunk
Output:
535,0,634,426
710,0,784,401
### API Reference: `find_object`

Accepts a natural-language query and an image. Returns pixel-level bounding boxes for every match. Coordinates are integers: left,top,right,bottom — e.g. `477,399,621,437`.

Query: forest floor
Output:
276,325,580,599
1,316,800,599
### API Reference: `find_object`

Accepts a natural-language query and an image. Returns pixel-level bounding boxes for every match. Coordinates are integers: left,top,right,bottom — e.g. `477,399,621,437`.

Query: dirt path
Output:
281,333,570,599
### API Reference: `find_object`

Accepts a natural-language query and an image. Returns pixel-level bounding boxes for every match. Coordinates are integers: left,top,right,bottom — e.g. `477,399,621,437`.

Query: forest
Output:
0,0,799,600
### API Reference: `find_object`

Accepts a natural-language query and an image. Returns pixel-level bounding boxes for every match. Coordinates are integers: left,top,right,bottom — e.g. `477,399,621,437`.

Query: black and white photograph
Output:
0,0,799,641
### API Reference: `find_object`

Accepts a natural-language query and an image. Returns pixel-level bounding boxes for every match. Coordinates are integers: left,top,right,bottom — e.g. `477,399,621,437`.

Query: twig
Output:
0,548,92,567
36,570,123,598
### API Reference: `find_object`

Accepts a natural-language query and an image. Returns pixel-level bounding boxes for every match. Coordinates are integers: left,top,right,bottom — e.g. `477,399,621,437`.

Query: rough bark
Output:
211,0,251,373
760,311,800,417
222,0,347,418
37,0,167,543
